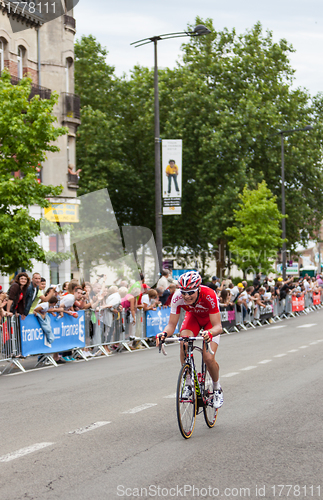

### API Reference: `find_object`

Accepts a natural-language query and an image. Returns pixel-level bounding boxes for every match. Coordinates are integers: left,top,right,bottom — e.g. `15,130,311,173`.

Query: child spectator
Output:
33,296,59,345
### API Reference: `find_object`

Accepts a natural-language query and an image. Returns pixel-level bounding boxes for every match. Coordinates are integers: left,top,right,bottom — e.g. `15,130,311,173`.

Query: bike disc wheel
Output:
203,368,218,428
176,363,197,439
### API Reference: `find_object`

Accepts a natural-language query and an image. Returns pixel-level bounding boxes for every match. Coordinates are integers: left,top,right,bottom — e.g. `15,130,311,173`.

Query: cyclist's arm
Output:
208,312,222,337
162,313,180,337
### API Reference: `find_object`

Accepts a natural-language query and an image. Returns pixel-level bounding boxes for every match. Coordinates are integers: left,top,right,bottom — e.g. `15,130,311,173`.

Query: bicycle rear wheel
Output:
203,368,218,428
176,363,197,439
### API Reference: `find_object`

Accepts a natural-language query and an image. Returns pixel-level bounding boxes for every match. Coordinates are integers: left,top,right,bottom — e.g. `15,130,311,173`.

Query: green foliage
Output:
75,24,323,273
0,71,67,273
224,181,284,275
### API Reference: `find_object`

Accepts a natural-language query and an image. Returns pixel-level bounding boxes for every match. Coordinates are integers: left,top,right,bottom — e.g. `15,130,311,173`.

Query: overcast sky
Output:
74,0,323,95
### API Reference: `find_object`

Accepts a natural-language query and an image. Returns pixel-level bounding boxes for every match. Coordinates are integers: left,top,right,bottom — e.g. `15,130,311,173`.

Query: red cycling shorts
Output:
180,312,213,336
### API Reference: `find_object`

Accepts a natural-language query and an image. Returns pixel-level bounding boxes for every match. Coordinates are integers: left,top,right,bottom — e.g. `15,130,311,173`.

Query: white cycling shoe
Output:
213,388,224,409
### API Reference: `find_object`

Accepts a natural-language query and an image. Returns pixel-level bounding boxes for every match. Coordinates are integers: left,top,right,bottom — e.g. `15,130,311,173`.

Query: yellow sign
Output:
44,204,79,223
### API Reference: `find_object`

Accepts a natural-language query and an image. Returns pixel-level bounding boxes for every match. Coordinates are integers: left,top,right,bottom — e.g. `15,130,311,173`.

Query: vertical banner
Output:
162,139,182,215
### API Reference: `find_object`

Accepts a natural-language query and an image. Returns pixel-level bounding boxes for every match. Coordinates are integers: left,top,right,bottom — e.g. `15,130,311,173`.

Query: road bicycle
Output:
160,336,218,439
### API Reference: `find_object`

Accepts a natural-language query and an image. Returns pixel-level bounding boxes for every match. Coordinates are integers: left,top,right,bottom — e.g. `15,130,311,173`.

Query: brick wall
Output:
5,59,18,77
23,66,38,85
3,60,38,85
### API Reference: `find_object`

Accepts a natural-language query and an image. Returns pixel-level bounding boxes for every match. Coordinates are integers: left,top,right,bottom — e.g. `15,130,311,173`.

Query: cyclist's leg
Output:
179,313,200,365
202,337,220,383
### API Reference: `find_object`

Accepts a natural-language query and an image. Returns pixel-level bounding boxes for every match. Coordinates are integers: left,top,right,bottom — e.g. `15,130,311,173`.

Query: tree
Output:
224,181,284,276
75,24,323,275
0,71,67,273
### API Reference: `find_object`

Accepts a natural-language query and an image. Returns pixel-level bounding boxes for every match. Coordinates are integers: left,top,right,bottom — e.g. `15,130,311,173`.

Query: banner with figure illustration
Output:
145,307,179,337
19,311,85,356
162,139,182,215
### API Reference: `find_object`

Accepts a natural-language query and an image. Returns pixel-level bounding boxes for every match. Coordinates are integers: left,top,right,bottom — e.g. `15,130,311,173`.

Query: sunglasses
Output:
180,289,197,296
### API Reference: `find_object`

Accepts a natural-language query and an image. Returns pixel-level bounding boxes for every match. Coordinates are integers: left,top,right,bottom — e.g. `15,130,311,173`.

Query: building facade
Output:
0,1,80,287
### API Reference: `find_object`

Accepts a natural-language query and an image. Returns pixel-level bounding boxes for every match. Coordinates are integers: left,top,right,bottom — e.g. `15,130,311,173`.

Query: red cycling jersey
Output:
170,286,220,337
171,286,220,317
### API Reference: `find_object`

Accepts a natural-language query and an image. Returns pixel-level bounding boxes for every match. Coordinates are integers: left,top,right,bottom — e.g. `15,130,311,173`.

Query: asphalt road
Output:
1,311,323,500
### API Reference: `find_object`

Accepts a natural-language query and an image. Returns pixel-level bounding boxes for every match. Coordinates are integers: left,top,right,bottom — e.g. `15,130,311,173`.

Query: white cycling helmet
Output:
178,271,202,291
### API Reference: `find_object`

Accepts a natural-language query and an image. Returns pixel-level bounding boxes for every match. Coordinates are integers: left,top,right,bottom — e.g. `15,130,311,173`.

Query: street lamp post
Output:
131,25,211,271
275,125,313,280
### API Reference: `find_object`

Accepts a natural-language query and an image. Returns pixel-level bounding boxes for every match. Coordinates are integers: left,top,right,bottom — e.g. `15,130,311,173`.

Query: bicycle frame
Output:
182,338,207,412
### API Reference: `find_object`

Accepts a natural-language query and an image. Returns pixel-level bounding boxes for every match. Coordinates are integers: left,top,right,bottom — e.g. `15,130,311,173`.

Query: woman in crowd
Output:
6,272,30,318
141,288,158,312
218,289,232,308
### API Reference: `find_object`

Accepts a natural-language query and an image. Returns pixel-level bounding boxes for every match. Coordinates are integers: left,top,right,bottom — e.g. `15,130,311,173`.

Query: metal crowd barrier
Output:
73,309,150,360
2,289,323,374
0,316,25,374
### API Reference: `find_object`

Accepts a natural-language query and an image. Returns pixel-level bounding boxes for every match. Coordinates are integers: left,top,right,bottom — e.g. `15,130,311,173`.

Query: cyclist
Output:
156,271,223,408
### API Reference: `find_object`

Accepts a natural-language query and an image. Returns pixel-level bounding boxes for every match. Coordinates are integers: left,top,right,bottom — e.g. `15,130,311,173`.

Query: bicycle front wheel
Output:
176,363,197,439
203,368,218,428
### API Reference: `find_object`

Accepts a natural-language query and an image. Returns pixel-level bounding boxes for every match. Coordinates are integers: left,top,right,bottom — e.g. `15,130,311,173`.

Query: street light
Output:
131,25,211,271
275,125,313,280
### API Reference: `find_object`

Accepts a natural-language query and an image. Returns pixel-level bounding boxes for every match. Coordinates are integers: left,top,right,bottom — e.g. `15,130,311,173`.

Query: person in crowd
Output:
141,289,158,312
119,287,138,338
100,286,122,351
61,281,69,294
205,276,219,291
164,283,177,307
253,273,261,291
155,286,165,306
0,291,8,319
28,277,55,315
33,296,60,345
157,269,170,290
7,272,30,318
24,272,41,316
230,282,244,302
218,289,230,307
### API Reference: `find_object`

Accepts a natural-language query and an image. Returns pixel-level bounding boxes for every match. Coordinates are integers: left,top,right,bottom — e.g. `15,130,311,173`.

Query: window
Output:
0,40,4,73
17,46,24,79
65,58,73,93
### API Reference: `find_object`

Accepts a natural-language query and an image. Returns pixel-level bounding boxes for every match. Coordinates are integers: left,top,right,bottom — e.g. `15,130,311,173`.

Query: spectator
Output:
28,277,55,315
156,286,164,306
230,282,244,302
33,296,59,345
141,289,158,312
253,273,261,290
100,286,122,350
0,291,8,319
164,283,177,307
7,272,30,318
119,286,137,336
219,289,231,307
205,276,219,291
157,269,170,290
24,272,41,316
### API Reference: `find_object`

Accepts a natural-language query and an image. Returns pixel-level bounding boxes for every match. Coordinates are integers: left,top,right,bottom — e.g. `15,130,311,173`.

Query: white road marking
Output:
299,345,308,349
241,366,257,371
266,325,287,330
317,339,323,342
122,403,157,414
0,443,54,463
164,393,176,399
258,360,272,364
310,341,318,345
288,349,298,353
296,324,317,328
222,372,240,378
274,354,287,358
68,422,111,435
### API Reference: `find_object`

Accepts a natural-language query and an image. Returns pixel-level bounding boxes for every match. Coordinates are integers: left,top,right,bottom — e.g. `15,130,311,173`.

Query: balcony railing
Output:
64,15,76,30
10,76,51,100
62,93,81,121
67,172,79,189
